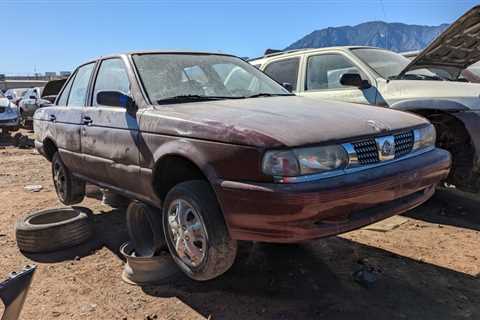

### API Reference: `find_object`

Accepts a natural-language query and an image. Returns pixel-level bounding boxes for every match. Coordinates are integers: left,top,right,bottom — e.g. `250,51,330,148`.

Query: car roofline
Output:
248,46,382,62
78,50,239,65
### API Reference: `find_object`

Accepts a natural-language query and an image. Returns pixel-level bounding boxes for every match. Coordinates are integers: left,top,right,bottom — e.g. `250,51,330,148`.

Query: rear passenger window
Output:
57,75,74,106
93,58,130,106
263,58,300,91
67,63,95,106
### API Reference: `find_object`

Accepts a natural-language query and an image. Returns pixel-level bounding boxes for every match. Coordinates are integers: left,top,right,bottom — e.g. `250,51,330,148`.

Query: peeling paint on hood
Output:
141,96,428,147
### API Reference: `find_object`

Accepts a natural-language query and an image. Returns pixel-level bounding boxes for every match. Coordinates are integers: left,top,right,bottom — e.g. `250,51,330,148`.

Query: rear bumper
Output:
215,148,451,243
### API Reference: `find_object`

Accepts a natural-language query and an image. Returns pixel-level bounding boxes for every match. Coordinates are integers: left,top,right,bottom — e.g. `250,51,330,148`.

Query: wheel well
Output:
412,109,478,191
152,155,208,201
43,138,58,161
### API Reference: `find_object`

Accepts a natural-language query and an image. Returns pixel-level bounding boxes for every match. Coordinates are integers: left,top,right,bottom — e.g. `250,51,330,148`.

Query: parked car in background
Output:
4,88,28,106
34,51,450,280
18,87,44,126
18,80,67,128
0,91,20,134
249,5,480,194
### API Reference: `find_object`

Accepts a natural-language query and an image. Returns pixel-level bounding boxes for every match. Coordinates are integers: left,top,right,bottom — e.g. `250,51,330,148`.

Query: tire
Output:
15,207,93,253
127,201,166,256
52,152,86,205
162,180,237,281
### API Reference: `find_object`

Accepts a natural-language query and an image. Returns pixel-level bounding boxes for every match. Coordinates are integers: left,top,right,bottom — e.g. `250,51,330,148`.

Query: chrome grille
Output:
352,130,414,165
352,139,379,164
394,131,414,158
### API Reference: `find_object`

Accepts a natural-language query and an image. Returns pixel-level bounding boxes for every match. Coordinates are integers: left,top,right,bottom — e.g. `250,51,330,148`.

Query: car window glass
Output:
57,74,75,106
212,64,264,93
93,58,130,107
183,66,208,84
67,63,95,106
263,58,300,91
132,54,287,102
306,54,363,90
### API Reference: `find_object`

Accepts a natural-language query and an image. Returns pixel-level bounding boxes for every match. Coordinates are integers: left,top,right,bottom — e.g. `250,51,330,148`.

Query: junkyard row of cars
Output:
2,6,479,290
0,79,66,134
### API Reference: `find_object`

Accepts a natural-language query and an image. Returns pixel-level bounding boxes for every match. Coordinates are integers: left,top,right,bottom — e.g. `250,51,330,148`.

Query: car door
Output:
51,62,96,174
299,53,378,105
81,57,140,191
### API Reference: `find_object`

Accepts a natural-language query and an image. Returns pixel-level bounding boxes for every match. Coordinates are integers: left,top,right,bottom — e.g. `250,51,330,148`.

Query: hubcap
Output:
53,161,67,200
167,199,207,267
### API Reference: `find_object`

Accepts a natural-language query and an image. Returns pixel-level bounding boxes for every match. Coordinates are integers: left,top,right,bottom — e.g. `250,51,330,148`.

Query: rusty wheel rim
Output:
53,160,67,201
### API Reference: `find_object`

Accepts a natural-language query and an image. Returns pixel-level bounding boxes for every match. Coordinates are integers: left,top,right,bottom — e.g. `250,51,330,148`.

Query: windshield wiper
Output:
156,95,242,105
246,93,293,98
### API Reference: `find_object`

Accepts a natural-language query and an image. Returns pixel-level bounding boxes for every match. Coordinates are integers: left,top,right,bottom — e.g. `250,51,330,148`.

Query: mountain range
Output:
285,21,449,52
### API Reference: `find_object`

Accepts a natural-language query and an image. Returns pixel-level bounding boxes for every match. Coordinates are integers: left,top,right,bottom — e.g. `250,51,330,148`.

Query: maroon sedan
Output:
34,51,451,280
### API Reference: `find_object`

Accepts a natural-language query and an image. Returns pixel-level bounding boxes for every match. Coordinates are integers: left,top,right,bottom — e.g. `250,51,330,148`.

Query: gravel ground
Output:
0,131,479,320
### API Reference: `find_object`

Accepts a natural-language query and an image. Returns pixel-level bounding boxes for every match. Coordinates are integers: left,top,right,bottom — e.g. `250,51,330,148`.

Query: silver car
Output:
249,6,480,194
0,91,20,134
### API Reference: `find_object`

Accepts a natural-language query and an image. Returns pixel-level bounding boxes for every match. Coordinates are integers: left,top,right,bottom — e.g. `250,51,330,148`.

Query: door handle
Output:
49,115,56,122
83,116,92,125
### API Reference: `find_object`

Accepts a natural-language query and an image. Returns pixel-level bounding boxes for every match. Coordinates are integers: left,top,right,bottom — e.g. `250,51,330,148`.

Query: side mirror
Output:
340,73,371,89
282,82,293,92
96,91,137,114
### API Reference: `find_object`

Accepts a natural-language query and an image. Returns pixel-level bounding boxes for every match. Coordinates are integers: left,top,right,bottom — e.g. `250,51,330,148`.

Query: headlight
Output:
262,145,347,177
262,150,299,176
413,125,436,150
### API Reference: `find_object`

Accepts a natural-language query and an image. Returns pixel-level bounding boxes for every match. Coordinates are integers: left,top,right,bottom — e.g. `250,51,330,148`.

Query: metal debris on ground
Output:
363,215,409,232
23,185,43,192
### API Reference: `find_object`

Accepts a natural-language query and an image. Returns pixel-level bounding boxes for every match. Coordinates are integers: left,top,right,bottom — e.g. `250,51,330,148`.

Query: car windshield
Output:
132,53,290,104
351,48,444,80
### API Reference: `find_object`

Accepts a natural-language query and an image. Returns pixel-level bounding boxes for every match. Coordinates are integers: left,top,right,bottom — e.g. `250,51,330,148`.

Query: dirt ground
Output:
1,130,479,320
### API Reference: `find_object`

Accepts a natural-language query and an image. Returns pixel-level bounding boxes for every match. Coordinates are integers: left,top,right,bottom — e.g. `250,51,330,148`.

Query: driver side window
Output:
93,58,130,107
306,54,363,90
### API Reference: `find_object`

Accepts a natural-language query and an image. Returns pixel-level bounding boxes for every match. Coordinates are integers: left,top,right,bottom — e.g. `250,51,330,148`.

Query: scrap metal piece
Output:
0,265,36,320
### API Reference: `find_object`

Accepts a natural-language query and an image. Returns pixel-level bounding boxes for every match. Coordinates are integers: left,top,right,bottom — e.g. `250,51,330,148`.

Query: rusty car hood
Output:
142,96,427,147
399,6,480,79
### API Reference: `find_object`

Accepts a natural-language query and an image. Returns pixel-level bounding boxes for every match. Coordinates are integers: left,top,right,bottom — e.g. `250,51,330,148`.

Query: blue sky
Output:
1,0,478,74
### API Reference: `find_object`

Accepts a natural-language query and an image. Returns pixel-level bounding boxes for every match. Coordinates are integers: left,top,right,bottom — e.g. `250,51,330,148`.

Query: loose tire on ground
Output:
127,201,166,256
52,152,86,205
162,180,237,281
15,207,93,253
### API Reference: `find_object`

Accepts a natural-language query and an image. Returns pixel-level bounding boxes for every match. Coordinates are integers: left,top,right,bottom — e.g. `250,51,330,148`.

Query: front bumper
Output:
215,148,451,243
0,116,20,128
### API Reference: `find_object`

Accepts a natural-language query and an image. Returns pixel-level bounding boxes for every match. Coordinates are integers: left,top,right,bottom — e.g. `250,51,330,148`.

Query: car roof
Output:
79,50,239,66
248,46,381,63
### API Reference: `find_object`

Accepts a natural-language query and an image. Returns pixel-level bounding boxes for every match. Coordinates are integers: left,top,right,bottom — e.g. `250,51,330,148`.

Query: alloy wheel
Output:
167,199,208,268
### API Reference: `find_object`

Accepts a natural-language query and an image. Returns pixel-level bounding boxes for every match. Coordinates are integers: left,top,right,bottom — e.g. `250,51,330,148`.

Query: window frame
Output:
302,51,373,93
55,71,77,106
262,57,301,92
57,61,97,107
90,57,132,108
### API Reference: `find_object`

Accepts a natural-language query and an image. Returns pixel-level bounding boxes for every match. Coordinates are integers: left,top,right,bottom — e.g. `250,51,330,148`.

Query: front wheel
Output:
162,180,237,281
52,152,86,205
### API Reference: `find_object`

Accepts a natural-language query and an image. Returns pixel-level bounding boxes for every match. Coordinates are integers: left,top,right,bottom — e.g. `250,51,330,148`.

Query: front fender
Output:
151,139,219,184
390,99,469,112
